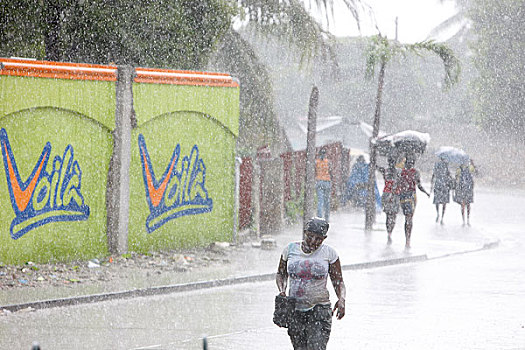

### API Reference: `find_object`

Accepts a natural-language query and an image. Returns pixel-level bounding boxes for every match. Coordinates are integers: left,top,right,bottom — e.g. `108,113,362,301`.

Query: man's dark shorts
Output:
288,304,332,350
400,191,416,216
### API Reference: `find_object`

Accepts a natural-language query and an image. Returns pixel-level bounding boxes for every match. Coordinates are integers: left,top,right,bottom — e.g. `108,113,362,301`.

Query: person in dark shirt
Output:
431,156,453,224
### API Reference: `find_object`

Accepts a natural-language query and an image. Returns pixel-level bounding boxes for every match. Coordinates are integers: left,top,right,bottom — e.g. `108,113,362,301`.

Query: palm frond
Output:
238,0,335,63
408,40,461,87
365,35,461,88
207,28,278,148
426,12,468,40
364,35,393,78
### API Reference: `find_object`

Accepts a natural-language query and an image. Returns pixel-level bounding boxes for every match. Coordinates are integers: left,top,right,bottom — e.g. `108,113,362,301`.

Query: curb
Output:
0,241,499,313
342,254,428,270
426,239,500,260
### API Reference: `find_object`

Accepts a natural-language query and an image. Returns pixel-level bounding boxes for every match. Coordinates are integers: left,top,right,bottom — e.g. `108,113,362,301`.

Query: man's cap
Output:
304,217,329,237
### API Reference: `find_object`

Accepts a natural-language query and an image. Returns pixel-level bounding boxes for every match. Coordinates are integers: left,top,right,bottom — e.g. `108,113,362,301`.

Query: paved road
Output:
3,241,523,350
1,187,524,349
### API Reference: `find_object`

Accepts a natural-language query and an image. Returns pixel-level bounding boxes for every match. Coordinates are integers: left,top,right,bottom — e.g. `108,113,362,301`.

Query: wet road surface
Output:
1,187,524,349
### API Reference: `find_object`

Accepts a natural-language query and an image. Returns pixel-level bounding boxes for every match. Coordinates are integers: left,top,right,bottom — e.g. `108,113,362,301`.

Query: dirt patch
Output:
0,241,251,291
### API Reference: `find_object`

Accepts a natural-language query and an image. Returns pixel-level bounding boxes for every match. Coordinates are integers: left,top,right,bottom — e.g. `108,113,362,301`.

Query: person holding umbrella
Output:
454,159,476,225
397,156,430,248
431,155,453,224
435,147,475,225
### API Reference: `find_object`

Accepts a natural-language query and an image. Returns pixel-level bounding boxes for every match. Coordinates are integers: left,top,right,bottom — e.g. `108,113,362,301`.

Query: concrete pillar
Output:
233,156,242,244
252,161,261,239
106,65,134,255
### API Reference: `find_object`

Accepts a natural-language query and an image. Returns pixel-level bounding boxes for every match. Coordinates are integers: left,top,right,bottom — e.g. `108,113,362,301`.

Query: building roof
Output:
282,116,372,152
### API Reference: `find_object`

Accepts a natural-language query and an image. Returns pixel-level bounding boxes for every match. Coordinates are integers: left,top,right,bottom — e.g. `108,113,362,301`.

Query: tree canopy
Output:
0,0,235,69
468,0,525,138
1,0,363,152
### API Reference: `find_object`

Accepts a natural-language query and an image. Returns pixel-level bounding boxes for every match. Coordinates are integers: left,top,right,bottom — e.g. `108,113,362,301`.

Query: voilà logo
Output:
138,134,213,233
0,128,90,240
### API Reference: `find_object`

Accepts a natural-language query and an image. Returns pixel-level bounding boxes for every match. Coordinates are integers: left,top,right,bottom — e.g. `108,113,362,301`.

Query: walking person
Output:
378,156,400,245
431,156,453,224
397,157,430,249
276,217,346,350
345,155,381,210
454,160,476,225
315,148,332,222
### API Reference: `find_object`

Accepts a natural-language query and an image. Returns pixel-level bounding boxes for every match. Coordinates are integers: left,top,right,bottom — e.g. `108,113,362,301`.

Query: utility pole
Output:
365,59,386,232
395,17,399,42
303,86,319,236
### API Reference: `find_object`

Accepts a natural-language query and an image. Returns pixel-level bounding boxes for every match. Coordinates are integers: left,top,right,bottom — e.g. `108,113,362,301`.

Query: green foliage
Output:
208,28,277,150
239,0,337,65
1,0,364,153
285,193,304,224
468,0,525,136
365,35,461,89
0,0,46,58
1,0,359,70
409,40,461,88
0,0,235,69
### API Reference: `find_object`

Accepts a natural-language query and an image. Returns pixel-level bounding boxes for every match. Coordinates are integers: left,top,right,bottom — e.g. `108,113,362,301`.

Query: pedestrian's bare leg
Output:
405,214,413,248
461,203,466,225
435,204,440,222
386,213,396,244
441,204,446,224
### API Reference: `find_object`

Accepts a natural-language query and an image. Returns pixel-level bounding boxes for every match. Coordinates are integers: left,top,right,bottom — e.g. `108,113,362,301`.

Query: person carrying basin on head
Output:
397,156,430,248
315,148,332,222
378,156,401,245
431,155,454,225
276,217,346,350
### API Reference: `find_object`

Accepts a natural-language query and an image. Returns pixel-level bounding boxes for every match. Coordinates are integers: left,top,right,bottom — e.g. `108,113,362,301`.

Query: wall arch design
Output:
0,107,112,263
128,110,236,252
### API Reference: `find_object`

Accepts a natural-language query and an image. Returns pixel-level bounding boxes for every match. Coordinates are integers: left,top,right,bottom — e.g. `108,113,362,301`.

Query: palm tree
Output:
209,0,363,151
363,34,461,231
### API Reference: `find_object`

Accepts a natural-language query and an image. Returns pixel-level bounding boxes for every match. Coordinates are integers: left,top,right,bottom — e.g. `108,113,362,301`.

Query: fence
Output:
239,142,351,233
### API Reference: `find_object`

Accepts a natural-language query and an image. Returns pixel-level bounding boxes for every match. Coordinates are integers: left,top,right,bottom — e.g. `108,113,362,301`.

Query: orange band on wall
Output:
135,67,239,88
0,58,117,82
0,58,239,87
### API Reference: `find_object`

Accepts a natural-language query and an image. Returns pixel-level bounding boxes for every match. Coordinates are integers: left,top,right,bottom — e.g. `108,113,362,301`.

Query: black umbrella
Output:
375,130,430,158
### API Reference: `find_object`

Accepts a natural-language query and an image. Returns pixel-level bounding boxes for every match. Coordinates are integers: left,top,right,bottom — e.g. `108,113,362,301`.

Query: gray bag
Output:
273,295,296,328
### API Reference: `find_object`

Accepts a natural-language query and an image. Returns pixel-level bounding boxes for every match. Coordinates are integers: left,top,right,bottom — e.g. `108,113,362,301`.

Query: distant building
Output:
282,115,374,154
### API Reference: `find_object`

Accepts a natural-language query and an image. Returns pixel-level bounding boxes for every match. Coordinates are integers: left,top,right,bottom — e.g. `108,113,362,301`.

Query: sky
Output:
315,0,458,43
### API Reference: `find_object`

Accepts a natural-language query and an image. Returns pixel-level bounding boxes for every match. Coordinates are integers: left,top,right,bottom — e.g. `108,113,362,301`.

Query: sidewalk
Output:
0,204,498,312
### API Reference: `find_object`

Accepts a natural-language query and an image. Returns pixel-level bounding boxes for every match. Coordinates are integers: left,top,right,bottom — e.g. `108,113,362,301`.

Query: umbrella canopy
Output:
435,146,470,164
374,130,431,157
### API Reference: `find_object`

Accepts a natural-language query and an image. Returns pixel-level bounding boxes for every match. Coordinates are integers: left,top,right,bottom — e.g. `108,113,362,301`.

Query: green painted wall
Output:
133,83,239,137
0,75,116,131
0,70,240,263
129,82,239,252
0,75,114,264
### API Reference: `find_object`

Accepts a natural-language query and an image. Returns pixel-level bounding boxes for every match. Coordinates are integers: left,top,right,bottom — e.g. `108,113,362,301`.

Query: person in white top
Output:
276,217,346,350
